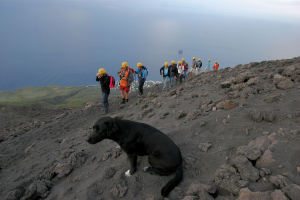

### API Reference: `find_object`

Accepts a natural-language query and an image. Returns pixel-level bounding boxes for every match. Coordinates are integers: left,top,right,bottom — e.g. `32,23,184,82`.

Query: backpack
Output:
107,74,115,88
127,68,135,84
142,67,148,79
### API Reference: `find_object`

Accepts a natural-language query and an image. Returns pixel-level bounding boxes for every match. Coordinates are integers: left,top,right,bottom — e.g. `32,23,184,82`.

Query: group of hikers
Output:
160,58,219,90
96,58,219,114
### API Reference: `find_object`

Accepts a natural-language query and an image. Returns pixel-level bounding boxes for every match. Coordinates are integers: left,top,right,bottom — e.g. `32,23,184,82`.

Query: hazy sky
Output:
1,0,300,90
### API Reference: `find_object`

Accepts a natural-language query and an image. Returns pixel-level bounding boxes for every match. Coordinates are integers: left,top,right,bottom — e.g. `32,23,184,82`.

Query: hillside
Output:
1,57,300,200
0,81,160,108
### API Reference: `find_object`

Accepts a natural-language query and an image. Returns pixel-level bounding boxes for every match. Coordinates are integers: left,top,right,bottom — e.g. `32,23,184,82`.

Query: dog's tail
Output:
161,164,183,197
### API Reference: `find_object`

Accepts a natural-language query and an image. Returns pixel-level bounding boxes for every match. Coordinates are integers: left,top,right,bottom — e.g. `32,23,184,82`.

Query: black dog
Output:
87,116,183,197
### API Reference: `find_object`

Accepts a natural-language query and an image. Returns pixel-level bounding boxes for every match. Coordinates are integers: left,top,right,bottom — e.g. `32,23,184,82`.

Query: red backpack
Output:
107,74,115,88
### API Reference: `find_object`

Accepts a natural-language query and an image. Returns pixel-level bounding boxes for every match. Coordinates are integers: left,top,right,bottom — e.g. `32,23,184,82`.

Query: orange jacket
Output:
213,63,219,70
119,67,130,87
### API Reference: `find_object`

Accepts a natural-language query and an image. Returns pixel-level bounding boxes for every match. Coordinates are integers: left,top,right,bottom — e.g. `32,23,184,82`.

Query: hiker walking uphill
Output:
197,58,202,74
190,57,197,77
160,62,170,91
205,59,211,72
169,60,178,87
177,61,185,84
181,58,188,79
118,61,134,104
96,68,113,114
135,62,148,96
213,61,220,71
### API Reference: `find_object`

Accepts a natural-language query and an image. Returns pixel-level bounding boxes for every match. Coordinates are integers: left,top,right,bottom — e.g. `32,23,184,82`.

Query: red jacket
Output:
213,63,219,70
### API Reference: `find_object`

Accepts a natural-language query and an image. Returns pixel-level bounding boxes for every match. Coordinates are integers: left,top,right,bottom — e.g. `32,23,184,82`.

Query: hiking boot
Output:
121,99,126,104
126,99,129,102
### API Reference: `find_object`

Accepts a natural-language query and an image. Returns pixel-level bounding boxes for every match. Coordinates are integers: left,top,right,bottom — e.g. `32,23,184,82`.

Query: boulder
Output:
22,180,52,200
214,164,241,195
271,190,288,200
224,100,236,110
273,74,285,84
235,72,254,84
221,80,232,88
269,175,290,188
86,181,103,200
198,142,212,152
276,79,294,90
103,167,116,179
237,188,271,200
259,168,272,177
247,77,259,86
186,183,216,200
283,65,296,77
182,196,198,200
256,149,275,168
249,110,263,122
111,184,128,198
282,184,300,200
54,162,73,178
231,155,260,182
236,145,262,161
177,111,187,119
248,136,271,152
5,186,25,200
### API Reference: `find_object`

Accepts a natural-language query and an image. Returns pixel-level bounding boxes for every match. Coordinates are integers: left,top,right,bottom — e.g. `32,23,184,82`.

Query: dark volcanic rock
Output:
103,167,116,179
282,184,300,200
214,164,241,195
231,155,260,182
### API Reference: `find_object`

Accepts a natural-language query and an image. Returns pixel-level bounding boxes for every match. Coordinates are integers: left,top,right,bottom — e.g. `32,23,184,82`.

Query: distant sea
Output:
1,1,300,91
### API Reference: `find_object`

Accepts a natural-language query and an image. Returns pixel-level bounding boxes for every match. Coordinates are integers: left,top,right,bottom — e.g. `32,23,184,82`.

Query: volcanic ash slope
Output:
1,57,300,200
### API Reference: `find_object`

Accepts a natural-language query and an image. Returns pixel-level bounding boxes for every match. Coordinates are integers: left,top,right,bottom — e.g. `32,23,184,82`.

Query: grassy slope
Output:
0,85,102,108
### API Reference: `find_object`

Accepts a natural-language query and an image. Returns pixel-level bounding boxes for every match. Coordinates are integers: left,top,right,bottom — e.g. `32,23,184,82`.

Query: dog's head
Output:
87,116,119,144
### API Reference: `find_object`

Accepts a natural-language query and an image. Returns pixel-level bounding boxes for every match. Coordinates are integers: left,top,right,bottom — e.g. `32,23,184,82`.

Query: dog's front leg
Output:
125,154,137,177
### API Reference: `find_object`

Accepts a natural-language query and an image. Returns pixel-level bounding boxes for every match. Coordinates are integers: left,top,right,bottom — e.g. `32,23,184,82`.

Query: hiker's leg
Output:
140,81,145,95
170,76,174,87
102,92,109,113
138,81,143,95
121,90,125,99
162,77,167,90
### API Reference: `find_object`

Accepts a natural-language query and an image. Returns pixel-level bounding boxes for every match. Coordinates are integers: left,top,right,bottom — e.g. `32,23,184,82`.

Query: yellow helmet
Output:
122,61,128,68
208,59,211,62
164,62,169,66
178,61,182,65
137,62,143,68
192,57,196,60
171,60,176,64
215,61,218,63
98,68,106,75
181,58,185,61
198,58,201,61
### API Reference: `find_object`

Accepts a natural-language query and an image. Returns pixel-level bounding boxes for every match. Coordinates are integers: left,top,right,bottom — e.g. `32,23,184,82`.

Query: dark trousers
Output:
138,81,145,95
102,92,109,113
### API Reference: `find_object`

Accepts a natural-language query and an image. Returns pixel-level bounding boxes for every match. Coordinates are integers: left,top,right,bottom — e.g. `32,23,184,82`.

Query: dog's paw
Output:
125,170,131,177
143,166,149,172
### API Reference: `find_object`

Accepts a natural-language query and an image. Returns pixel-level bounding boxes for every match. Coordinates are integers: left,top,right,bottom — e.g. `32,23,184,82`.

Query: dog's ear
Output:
105,117,119,134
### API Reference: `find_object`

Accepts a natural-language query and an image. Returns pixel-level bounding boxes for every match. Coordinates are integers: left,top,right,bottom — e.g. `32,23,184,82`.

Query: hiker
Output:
181,58,188,80
177,61,185,84
197,58,202,74
213,61,220,71
96,68,111,114
205,59,211,72
169,60,178,87
160,62,170,91
118,61,134,104
190,57,197,77
135,62,148,96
